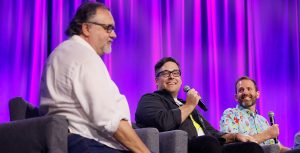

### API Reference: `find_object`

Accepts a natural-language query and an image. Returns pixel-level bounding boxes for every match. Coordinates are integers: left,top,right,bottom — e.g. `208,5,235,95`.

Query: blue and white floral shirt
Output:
220,105,275,145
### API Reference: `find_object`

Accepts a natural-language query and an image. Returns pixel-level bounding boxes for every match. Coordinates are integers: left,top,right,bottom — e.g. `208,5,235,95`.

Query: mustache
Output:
241,94,253,99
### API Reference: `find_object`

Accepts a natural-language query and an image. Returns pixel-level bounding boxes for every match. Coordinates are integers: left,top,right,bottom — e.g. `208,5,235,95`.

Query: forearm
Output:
113,120,150,153
223,133,257,143
252,124,280,144
180,88,200,123
252,131,272,144
179,104,195,123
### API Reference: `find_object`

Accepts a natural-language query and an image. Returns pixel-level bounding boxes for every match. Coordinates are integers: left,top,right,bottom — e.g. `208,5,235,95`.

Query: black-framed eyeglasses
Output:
86,21,115,33
156,70,181,78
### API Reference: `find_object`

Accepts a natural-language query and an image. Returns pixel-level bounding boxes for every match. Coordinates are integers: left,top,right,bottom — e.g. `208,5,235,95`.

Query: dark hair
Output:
235,76,258,93
154,57,180,76
65,2,109,37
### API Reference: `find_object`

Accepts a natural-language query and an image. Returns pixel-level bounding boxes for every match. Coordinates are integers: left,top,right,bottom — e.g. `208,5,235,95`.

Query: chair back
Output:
295,132,300,149
9,97,40,121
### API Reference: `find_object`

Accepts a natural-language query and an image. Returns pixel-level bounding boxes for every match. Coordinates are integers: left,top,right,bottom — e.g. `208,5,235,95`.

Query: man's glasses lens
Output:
104,25,114,33
86,22,115,33
156,70,181,77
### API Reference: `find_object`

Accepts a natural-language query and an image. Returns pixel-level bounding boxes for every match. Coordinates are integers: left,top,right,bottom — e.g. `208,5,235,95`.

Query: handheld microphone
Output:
268,111,278,144
183,85,208,111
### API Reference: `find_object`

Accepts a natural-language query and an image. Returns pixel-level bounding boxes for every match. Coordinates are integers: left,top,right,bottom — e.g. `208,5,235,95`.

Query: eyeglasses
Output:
156,70,181,78
86,21,115,33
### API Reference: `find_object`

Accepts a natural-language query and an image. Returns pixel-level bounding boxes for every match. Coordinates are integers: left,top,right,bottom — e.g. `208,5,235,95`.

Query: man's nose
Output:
110,30,117,39
167,73,175,79
243,90,250,94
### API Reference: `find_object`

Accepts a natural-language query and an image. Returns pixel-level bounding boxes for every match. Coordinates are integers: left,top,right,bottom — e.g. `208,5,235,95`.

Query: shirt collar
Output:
174,98,183,106
155,90,184,106
71,35,98,56
236,104,257,116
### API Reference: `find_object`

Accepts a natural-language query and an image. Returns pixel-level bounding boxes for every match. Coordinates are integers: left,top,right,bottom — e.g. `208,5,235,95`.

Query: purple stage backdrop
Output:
0,0,299,147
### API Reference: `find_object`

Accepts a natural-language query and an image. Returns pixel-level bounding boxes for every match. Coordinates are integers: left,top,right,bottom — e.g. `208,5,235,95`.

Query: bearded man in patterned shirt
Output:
220,76,292,153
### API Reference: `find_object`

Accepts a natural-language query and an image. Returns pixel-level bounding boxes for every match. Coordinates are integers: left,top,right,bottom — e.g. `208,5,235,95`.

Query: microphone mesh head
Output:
183,85,190,93
268,111,274,117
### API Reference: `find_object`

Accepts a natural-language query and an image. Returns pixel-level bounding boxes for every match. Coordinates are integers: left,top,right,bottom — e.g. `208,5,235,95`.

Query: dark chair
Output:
262,144,280,153
158,129,279,153
0,115,68,153
0,97,160,153
159,130,188,153
9,97,40,120
295,132,300,149
133,123,188,153
0,97,68,153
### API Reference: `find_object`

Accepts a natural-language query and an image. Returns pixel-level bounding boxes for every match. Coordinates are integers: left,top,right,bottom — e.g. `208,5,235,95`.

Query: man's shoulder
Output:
139,91,171,104
56,38,93,55
222,107,241,116
140,92,162,100
223,107,239,112
50,38,100,65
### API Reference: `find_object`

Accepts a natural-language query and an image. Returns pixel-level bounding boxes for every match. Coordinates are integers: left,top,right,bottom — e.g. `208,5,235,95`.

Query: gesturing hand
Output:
185,88,200,107
266,124,279,139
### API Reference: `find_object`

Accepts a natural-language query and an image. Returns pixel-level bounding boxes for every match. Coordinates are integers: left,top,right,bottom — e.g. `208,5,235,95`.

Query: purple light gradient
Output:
0,0,299,147
193,0,202,93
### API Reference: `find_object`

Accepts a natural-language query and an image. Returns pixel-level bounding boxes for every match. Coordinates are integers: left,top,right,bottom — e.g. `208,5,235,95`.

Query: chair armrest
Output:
261,144,280,153
0,115,68,153
135,128,159,153
159,130,188,153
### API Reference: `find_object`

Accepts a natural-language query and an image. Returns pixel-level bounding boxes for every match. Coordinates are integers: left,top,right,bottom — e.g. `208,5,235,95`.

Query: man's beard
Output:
103,44,112,54
239,94,257,108
241,100,256,108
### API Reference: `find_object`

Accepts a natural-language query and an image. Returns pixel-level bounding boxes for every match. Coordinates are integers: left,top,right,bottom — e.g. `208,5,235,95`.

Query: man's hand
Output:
179,88,200,123
185,88,200,107
265,124,279,139
236,133,257,143
222,133,257,143
251,124,279,144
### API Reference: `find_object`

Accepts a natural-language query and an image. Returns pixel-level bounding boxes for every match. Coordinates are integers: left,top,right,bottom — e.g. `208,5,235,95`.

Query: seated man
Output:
40,2,150,153
135,57,264,153
220,76,294,153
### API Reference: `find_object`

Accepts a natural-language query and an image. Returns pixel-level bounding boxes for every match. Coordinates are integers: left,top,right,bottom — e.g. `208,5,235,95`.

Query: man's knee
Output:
188,136,222,153
244,142,264,153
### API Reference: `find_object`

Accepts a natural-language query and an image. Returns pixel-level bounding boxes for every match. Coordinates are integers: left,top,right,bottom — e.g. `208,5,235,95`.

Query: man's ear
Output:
234,94,238,102
155,77,159,86
256,91,260,98
81,23,90,36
